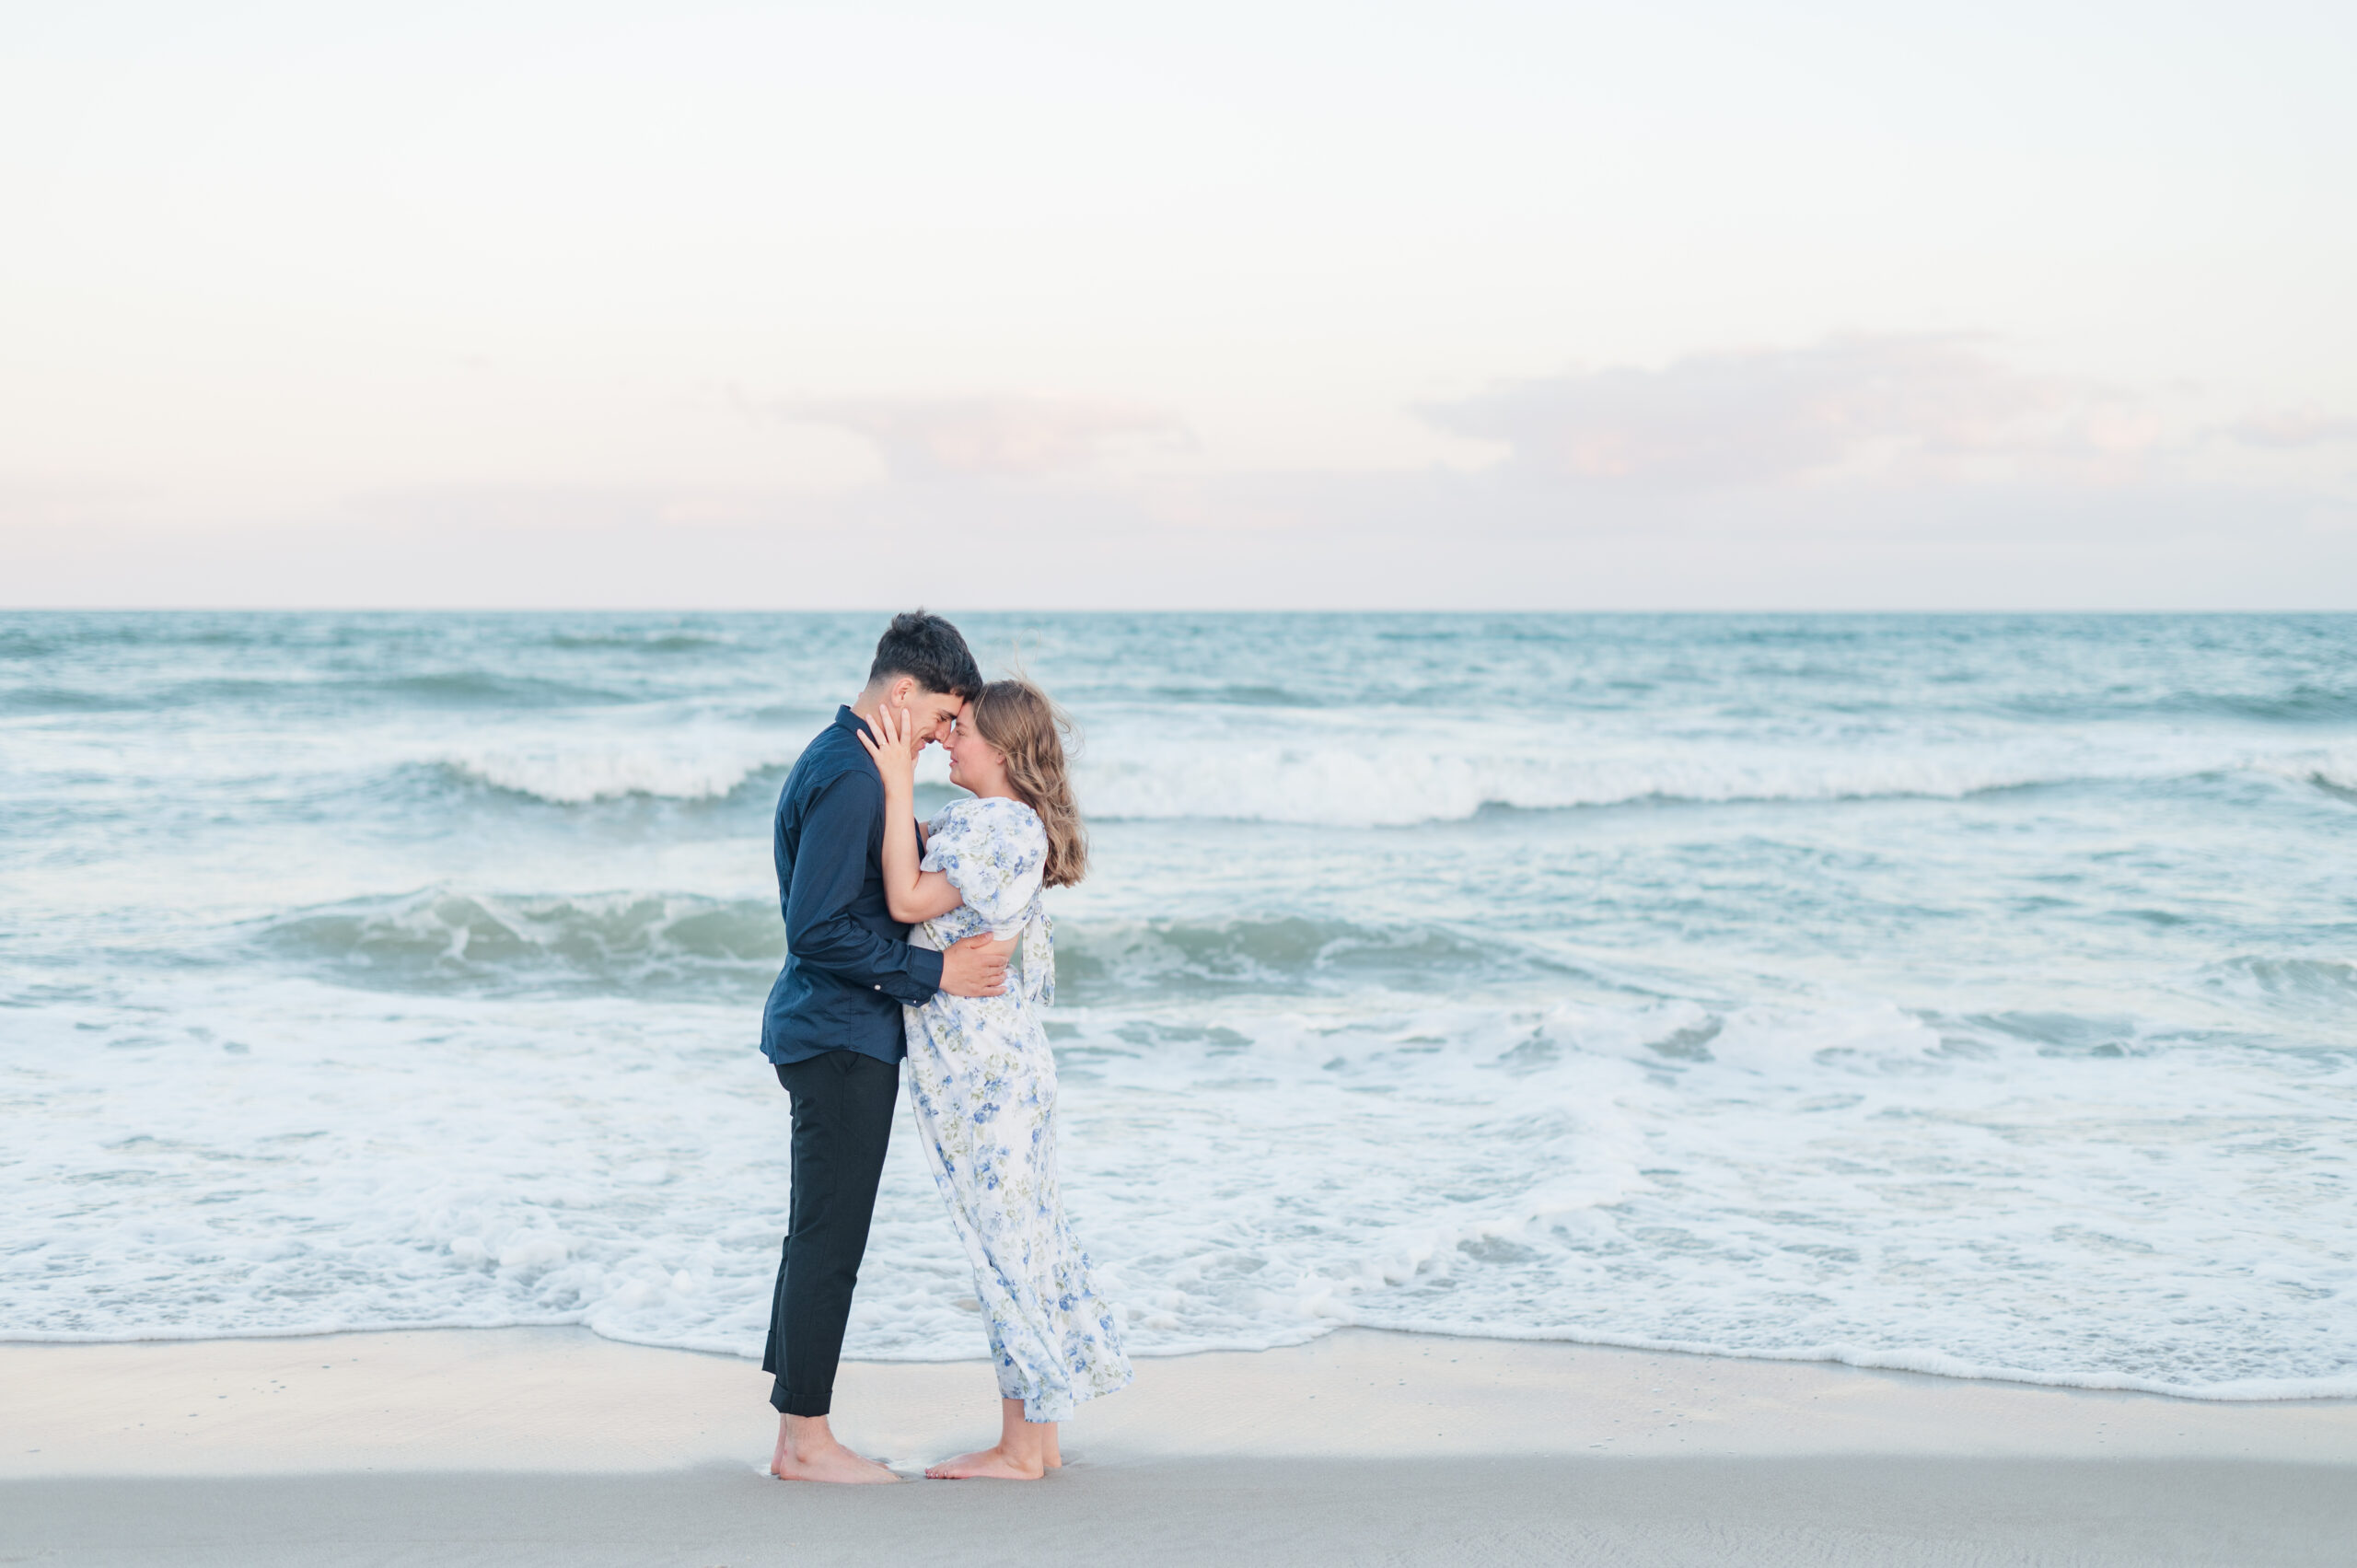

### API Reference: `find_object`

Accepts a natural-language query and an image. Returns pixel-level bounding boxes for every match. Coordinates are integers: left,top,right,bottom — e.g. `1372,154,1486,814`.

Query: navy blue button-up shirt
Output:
760,707,945,1066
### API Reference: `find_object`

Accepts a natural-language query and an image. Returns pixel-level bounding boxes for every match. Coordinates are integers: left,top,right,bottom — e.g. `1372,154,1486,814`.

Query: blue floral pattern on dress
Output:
904,796,1132,1422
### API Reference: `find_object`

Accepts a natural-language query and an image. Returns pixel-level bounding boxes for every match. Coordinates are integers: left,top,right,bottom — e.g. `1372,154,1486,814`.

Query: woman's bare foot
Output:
770,1413,900,1484
925,1445,1045,1481
925,1399,1057,1479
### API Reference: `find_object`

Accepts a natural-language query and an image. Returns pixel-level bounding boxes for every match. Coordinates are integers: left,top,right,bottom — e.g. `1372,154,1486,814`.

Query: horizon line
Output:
6,605,2354,617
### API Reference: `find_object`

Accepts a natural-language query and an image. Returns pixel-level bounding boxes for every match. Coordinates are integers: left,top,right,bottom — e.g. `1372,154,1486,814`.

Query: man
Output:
760,610,1010,1484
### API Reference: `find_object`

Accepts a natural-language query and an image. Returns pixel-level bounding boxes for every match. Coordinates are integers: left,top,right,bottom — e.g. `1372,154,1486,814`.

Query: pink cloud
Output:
2226,411,2357,450
1420,335,2151,488
779,396,1187,480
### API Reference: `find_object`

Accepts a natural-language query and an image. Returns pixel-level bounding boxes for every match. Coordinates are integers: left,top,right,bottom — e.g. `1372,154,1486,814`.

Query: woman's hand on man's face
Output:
856,701,923,794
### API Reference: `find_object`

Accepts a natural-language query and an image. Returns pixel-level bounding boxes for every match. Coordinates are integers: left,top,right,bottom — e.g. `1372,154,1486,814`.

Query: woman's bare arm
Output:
858,703,964,923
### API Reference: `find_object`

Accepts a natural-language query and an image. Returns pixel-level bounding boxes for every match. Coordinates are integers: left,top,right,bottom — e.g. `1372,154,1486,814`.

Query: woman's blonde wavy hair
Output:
967,678,1086,888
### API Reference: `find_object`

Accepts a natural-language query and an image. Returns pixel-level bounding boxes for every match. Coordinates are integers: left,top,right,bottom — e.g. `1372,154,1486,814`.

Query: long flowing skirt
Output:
903,991,1132,1422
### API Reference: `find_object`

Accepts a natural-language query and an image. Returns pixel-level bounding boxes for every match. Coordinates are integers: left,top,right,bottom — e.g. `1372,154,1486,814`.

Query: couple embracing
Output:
759,610,1130,1483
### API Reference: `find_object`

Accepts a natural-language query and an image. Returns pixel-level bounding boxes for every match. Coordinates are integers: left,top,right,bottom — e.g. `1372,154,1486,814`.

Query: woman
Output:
860,679,1132,1480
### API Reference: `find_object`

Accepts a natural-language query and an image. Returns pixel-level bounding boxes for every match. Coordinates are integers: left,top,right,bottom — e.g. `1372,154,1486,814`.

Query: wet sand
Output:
6,1328,2353,1565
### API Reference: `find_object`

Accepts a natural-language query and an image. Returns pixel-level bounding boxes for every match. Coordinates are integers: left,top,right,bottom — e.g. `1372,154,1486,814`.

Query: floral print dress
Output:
904,796,1132,1422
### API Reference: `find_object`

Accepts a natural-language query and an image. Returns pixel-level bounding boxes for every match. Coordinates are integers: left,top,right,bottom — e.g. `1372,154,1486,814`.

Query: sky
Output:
3,0,2353,609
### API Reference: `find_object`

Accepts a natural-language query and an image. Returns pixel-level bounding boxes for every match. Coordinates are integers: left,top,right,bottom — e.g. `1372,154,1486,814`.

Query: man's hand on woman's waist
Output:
938,933,1016,997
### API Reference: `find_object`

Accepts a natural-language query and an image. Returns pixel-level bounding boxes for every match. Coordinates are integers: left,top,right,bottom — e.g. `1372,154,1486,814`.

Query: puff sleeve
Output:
921,798,1048,931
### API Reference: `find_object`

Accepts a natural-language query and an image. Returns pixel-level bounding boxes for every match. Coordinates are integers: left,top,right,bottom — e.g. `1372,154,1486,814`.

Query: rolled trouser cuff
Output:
773,1380,831,1418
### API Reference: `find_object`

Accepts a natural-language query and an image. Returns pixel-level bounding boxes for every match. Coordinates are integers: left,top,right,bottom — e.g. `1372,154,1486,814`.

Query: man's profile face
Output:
887,678,964,747
917,693,965,747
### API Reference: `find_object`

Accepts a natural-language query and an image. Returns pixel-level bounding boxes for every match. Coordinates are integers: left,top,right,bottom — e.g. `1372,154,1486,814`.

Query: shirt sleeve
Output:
921,801,1047,930
784,772,944,1003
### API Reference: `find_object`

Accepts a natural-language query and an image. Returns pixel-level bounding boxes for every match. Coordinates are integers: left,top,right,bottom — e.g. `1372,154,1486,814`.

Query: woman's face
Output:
945,714,1008,796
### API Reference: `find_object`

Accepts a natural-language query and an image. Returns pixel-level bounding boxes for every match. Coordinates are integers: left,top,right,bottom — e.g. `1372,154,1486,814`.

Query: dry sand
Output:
6,1328,2353,1565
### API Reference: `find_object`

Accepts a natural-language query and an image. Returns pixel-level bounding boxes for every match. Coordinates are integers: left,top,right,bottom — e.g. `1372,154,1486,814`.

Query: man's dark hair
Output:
868,610,983,699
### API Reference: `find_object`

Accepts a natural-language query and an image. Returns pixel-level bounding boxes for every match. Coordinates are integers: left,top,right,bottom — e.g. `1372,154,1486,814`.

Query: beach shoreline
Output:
8,1326,2353,1565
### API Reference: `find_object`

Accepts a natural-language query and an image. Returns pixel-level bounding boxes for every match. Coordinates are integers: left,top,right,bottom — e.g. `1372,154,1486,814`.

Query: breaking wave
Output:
405,733,2357,821
1077,734,2357,826
254,893,1562,1005
435,749,791,804
257,889,785,997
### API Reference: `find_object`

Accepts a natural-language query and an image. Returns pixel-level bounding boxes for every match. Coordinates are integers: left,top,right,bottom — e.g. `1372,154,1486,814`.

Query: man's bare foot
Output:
772,1444,899,1483
771,1414,900,1484
925,1445,1045,1481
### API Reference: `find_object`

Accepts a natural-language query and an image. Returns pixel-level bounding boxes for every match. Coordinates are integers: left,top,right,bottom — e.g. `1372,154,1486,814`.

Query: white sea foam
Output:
7,971,2351,1400
1074,723,2357,826
2257,742,2357,797
424,722,2357,824
443,745,789,803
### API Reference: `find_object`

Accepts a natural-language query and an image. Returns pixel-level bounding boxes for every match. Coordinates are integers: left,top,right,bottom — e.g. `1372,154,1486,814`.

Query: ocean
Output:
2,610,2351,1400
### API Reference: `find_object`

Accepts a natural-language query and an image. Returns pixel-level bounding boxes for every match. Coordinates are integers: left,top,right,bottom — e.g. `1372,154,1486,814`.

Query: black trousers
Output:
761,1050,900,1418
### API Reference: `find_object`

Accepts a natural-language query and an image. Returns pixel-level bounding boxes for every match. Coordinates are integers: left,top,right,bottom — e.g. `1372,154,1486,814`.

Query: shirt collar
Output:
832,704,872,740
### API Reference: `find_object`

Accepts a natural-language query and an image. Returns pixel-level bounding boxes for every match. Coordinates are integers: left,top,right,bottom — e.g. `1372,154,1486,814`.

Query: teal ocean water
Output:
2,611,2351,1398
